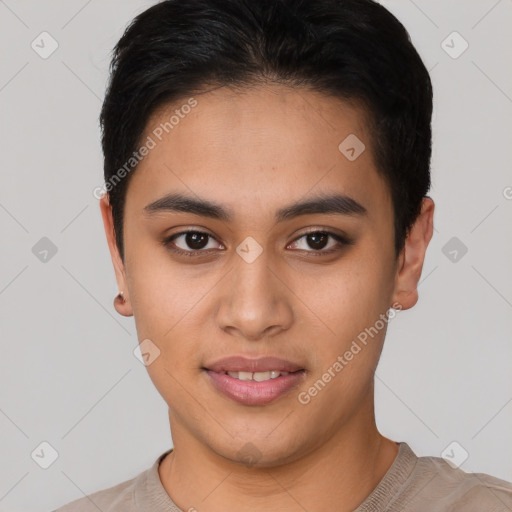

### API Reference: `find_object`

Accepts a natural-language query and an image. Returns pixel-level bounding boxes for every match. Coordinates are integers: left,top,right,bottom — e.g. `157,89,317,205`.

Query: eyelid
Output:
292,226,353,243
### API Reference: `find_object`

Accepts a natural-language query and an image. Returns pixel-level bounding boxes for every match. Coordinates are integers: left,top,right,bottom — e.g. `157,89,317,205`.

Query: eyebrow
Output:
143,192,367,222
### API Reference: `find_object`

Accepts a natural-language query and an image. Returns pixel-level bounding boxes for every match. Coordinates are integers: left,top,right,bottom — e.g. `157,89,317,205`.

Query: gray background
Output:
0,0,511,510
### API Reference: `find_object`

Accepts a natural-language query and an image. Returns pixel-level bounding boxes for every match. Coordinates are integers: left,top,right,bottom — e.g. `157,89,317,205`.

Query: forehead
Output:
125,84,391,223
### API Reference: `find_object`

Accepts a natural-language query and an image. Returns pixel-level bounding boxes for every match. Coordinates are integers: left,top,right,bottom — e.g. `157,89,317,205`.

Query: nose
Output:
215,250,294,341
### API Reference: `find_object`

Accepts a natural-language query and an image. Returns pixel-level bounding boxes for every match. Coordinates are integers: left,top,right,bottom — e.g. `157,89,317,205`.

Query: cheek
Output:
125,246,220,379
124,233,202,334
298,251,394,385
128,262,209,397
129,269,210,345
303,256,391,337
299,265,391,412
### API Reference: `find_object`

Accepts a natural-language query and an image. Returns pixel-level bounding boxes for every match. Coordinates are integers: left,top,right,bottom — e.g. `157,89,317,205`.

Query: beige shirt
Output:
53,442,512,511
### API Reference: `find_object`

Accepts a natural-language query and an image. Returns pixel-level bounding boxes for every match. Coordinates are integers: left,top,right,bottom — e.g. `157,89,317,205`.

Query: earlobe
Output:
99,194,134,317
391,197,435,311
113,290,133,317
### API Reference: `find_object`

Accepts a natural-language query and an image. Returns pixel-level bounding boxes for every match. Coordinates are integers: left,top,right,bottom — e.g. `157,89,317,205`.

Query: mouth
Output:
202,355,307,405
202,363,306,406
203,355,305,374
210,370,299,382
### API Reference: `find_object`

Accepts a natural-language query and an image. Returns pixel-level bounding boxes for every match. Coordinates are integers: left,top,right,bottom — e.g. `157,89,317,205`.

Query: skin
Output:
100,83,434,512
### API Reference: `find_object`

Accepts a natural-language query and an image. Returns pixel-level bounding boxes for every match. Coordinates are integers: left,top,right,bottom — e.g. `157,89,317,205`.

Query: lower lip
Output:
205,370,306,406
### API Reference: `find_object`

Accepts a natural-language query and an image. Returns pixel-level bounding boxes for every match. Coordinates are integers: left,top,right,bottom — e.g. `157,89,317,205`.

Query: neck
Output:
159,395,399,511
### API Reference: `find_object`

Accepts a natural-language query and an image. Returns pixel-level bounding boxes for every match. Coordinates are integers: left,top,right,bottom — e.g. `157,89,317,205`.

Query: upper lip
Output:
204,356,304,373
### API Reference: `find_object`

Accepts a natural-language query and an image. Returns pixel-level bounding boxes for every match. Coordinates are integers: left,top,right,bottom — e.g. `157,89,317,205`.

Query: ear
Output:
99,194,133,317
391,197,435,310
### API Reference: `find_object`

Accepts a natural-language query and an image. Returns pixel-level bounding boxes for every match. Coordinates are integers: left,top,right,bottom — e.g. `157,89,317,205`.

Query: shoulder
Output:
52,471,139,512
51,449,173,512
404,451,512,511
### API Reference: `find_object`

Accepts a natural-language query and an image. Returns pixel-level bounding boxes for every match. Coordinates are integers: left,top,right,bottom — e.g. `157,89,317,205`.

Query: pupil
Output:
187,232,208,249
308,232,328,250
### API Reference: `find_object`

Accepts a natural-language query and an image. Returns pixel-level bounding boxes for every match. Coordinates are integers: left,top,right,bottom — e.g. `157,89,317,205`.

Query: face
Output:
101,84,433,466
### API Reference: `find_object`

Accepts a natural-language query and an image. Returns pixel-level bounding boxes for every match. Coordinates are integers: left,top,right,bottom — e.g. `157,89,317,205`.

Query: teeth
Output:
236,371,254,381
253,371,272,382
226,370,290,381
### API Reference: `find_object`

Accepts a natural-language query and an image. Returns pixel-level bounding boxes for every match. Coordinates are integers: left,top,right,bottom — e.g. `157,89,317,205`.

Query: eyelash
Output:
162,228,354,258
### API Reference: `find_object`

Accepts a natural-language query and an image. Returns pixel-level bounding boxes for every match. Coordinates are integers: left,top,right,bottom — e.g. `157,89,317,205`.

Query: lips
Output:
203,355,305,374
205,369,306,405
202,356,307,405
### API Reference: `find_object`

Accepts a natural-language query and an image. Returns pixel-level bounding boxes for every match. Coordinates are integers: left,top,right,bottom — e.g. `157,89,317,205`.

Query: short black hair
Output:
99,0,432,262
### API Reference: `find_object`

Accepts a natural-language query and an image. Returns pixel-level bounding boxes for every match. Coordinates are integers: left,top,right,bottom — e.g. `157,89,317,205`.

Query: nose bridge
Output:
216,247,293,339
234,252,274,304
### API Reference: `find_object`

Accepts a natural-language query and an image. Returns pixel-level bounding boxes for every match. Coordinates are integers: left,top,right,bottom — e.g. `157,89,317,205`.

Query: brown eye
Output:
287,230,353,255
163,230,224,256
305,232,329,250
183,232,210,250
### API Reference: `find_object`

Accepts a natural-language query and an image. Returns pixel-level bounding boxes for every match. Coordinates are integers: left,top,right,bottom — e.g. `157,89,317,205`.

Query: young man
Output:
55,0,512,510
